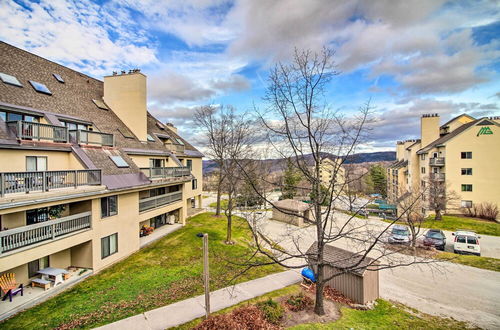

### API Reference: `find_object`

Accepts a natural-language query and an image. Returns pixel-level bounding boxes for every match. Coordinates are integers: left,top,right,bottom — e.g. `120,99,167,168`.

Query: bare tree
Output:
232,47,437,316
427,175,459,220
195,105,254,243
396,187,425,248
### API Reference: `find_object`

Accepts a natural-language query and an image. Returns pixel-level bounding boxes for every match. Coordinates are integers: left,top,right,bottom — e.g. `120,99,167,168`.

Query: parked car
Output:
388,225,411,245
423,229,446,250
453,230,481,256
353,208,368,217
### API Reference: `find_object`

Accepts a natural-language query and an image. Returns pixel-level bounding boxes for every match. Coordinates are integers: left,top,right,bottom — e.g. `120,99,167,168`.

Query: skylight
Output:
29,80,52,95
92,99,109,110
53,73,65,83
156,122,165,130
174,137,184,145
0,72,23,87
109,155,129,168
147,134,155,142
118,127,134,139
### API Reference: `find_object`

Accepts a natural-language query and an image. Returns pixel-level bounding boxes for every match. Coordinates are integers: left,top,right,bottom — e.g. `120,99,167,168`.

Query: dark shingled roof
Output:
0,41,202,187
307,243,377,276
387,160,407,169
417,120,479,154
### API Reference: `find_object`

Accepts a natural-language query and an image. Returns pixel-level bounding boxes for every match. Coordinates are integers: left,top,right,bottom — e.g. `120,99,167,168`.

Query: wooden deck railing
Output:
140,166,191,179
69,130,114,147
7,121,68,143
0,169,101,197
0,211,92,254
139,191,182,212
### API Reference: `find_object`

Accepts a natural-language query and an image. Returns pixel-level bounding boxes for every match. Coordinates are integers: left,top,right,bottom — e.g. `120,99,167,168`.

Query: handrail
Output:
429,157,445,166
0,169,102,197
6,120,68,143
0,211,92,254
69,129,114,147
139,191,182,212
139,166,191,179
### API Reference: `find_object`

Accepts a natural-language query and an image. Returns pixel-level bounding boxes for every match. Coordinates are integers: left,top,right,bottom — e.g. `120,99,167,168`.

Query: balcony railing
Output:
140,166,191,179
0,211,91,254
429,157,445,166
7,121,68,143
430,173,445,181
69,129,114,147
0,169,102,197
165,144,185,153
139,191,183,212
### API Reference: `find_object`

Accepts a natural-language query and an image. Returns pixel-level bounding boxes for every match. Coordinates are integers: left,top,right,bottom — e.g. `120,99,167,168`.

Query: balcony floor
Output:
0,267,92,321
139,223,182,248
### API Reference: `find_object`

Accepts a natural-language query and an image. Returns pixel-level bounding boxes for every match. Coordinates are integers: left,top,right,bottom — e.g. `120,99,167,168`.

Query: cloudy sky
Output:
1,0,499,152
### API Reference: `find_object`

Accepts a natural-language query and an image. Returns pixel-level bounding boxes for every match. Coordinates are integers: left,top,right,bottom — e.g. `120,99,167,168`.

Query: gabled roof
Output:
388,160,407,169
417,120,480,154
440,114,475,128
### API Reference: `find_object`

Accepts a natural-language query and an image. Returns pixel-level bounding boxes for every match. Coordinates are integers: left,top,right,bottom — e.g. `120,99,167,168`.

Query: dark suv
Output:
423,229,446,250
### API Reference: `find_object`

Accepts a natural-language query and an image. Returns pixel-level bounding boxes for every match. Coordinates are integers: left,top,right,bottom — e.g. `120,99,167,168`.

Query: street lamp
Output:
197,232,210,318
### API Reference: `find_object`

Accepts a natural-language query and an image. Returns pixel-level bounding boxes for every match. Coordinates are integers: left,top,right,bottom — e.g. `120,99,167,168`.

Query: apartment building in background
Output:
0,41,203,286
387,113,500,217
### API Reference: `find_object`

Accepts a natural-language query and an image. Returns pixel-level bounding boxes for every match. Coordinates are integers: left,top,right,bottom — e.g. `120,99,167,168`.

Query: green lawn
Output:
209,199,229,210
437,252,500,272
291,299,474,330
0,213,281,330
384,215,500,236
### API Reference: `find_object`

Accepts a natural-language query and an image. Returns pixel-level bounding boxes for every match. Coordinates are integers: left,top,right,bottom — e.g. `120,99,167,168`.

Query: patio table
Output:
37,267,69,286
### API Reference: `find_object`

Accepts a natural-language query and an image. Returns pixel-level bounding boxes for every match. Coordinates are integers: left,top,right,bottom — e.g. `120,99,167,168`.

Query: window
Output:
109,155,129,168
421,167,426,174
26,207,49,225
174,137,184,146
101,195,118,218
456,236,466,243
61,121,88,131
461,152,472,159
192,179,198,190
420,154,426,160
467,236,478,245
461,184,473,192
53,73,65,83
28,80,52,95
118,127,134,138
149,158,163,168
421,180,426,188
26,156,47,171
461,168,472,175
101,233,118,259
28,256,49,278
461,200,472,208
147,134,155,142
186,159,192,170
0,72,23,87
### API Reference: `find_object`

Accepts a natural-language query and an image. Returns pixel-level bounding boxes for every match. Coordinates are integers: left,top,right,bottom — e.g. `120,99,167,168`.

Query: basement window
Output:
109,155,129,168
0,72,23,87
53,73,65,83
29,80,52,95
92,99,109,110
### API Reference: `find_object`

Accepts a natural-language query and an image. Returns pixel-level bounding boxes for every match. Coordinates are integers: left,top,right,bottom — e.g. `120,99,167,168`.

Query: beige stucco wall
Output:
420,115,440,148
71,241,93,269
103,73,147,141
0,149,83,172
128,155,170,168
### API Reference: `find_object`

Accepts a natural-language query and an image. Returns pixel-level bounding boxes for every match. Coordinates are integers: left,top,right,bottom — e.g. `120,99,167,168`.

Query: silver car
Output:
388,225,411,245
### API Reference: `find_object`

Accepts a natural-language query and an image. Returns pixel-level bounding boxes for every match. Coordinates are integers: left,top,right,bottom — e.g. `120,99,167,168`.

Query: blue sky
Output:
1,0,499,152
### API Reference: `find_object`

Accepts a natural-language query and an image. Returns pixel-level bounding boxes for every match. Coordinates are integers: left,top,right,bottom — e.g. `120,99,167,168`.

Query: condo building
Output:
0,42,203,289
387,113,500,217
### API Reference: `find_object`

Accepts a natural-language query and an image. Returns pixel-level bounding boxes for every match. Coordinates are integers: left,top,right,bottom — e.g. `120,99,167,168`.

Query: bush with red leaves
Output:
194,305,280,330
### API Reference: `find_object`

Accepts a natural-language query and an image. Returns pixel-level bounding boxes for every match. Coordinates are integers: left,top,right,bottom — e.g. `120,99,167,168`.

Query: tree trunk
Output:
435,209,442,220
225,195,233,244
314,265,325,315
215,174,222,216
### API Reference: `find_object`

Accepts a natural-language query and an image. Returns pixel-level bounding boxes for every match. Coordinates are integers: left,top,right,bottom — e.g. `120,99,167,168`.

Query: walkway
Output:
97,270,301,330
139,223,182,248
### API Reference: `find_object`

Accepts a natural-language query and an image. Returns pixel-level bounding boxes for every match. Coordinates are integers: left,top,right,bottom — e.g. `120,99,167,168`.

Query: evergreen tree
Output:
281,159,301,199
365,164,387,197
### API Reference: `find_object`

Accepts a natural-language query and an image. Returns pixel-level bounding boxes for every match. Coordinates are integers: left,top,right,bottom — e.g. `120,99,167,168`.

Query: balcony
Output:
139,191,183,212
429,157,445,166
7,121,68,143
0,211,91,254
165,143,185,153
140,166,191,180
69,129,114,147
0,169,102,197
430,173,445,181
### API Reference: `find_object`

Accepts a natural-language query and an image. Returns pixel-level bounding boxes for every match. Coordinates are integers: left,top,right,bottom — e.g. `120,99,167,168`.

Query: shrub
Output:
284,293,314,312
256,299,284,324
463,202,499,221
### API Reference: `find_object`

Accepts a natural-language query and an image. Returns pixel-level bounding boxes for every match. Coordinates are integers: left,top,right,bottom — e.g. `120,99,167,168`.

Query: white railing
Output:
0,211,91,254
139,191,182,212
430,173,445,181
429,157,445,166
0,169,102,197
165,144,185,153
69,129,114,147
140,166,191,179
7,121,68,143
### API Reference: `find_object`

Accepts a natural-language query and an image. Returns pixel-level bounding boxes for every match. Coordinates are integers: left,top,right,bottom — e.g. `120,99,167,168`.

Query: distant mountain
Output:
203,151,395,175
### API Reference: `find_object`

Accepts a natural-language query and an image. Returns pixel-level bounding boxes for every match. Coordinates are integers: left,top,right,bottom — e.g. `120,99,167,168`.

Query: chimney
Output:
104,70,147,141
396,141,405,160
165,122,177,133
420,114,440,147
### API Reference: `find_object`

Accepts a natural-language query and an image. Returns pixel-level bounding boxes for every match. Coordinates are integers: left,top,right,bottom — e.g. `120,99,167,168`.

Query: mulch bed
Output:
194,305,280,330
303,283,355,306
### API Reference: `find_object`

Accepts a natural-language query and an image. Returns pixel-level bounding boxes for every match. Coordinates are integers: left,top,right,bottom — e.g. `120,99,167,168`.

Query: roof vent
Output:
422,113,439,118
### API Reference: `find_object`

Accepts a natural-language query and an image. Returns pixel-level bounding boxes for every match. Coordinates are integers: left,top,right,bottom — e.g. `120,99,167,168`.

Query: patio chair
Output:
0,273,23,302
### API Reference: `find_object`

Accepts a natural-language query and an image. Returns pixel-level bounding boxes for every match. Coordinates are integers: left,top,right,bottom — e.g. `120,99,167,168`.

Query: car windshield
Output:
393,229,408,236
467,236,478,244
456,236,466,243
427,231,443,239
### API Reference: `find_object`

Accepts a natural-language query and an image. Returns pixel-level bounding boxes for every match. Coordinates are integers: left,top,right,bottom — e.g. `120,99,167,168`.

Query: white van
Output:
452,230,481,256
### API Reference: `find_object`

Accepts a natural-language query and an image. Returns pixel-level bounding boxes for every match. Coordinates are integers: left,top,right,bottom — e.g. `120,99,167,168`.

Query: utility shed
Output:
307,243,379,305
272,199,311,227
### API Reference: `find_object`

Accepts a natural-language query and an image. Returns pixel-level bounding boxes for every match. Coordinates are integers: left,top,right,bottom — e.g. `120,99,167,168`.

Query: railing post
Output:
0,173,4,198
51,222,55,240
74,170,78,189
66,127,70,143
43,171,47,191
17,121,22,139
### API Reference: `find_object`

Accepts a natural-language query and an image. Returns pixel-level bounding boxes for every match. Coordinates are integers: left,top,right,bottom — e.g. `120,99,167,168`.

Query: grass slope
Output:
291,299,474,330
1,213,281,329
437,252,500,272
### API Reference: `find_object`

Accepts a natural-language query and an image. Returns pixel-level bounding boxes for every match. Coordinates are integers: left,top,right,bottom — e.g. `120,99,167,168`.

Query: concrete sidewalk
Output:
97,270,302,330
